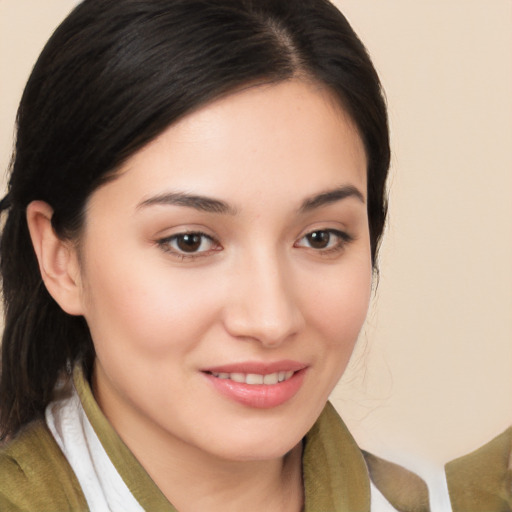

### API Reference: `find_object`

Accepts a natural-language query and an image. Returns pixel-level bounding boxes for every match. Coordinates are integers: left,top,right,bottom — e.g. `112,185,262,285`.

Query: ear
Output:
26,200,84,316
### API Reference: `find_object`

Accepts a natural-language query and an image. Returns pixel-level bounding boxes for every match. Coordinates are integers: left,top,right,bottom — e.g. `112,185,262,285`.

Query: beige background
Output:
1,0,511,467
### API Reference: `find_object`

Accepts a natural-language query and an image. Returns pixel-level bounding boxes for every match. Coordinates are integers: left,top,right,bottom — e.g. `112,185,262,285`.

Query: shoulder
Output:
0,419,89,511
445,426,512,511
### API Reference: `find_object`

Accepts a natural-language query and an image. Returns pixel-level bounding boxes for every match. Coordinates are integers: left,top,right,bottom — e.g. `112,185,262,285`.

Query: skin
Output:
29,79,372,511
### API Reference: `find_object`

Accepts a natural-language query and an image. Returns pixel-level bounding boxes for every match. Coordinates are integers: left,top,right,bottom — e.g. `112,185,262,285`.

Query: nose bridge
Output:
224,246,303,346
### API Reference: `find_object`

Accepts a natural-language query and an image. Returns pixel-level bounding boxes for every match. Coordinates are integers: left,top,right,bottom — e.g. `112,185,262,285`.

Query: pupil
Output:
177,234,202,252
308,231,329,249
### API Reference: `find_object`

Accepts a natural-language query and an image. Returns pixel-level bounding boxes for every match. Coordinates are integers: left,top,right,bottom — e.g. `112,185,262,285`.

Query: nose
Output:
222,252,305,347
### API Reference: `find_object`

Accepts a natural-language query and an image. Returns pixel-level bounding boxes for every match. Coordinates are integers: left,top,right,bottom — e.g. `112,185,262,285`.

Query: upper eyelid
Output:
163,231,214,240
155,225,217,240
296,225,352,240
296,228,352,243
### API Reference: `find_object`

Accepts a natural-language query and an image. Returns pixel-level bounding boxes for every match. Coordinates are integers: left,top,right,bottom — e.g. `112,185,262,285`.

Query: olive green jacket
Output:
445,426,512,511
0,369,510,511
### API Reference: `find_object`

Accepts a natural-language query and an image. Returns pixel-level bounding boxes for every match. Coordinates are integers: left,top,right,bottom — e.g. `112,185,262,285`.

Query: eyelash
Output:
294,229,354,255
157,228,353,260
157,231,221,260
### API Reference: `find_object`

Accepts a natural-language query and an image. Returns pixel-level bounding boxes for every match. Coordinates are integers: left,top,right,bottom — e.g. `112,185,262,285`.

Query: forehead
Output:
90,80,367,214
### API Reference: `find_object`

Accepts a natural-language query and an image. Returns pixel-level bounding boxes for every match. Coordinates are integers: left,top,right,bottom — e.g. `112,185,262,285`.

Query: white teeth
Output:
210,370,295,385
263,373,279,385
246,373,264,385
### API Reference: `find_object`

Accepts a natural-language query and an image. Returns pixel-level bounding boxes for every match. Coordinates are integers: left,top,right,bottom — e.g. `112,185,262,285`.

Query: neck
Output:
145,441,304,512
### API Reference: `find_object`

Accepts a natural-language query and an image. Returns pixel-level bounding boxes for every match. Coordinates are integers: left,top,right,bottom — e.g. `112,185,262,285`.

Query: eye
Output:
158,231,220,257
295,229,352,252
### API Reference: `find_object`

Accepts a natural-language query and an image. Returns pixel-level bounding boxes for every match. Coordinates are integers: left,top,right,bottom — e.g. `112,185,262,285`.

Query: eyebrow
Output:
137,185,364,215
137,192,237,215
299,185,365,212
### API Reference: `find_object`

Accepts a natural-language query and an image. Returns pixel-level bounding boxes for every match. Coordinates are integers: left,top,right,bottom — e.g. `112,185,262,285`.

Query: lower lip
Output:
204,369,307,409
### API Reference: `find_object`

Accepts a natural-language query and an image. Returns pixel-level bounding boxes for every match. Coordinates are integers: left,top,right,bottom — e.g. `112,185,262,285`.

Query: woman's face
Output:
77,80,371,463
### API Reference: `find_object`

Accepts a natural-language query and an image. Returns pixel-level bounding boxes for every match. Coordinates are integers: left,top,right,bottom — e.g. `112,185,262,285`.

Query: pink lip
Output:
202,360,308,409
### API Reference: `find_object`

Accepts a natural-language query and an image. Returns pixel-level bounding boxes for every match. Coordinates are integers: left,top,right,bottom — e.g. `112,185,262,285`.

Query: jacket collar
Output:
74,366,373,511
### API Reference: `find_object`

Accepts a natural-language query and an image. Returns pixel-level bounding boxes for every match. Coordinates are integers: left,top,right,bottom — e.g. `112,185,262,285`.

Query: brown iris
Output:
306,231,331,249
176,233,203,252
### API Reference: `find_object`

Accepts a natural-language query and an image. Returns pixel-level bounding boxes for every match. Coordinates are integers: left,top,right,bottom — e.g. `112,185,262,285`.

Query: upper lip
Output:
203,360,307,375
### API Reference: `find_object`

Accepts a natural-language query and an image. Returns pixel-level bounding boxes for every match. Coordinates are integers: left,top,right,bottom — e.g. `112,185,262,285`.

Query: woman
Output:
0,0,438,510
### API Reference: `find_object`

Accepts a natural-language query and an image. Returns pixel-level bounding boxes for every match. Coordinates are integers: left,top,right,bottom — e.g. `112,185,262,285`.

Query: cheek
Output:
304,258,372,348
80,251,222,359
290,255,372,419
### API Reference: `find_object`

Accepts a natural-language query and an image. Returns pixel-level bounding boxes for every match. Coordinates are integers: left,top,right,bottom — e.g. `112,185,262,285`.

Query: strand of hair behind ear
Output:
0,207,93,440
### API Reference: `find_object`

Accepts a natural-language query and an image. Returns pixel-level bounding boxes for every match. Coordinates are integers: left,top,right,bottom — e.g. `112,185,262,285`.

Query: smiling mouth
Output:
204,367,307,408
207,371,295,385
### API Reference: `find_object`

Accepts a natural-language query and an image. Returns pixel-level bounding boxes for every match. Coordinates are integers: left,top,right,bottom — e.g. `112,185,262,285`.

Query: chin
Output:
197,410,316,463
213,438,302,463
